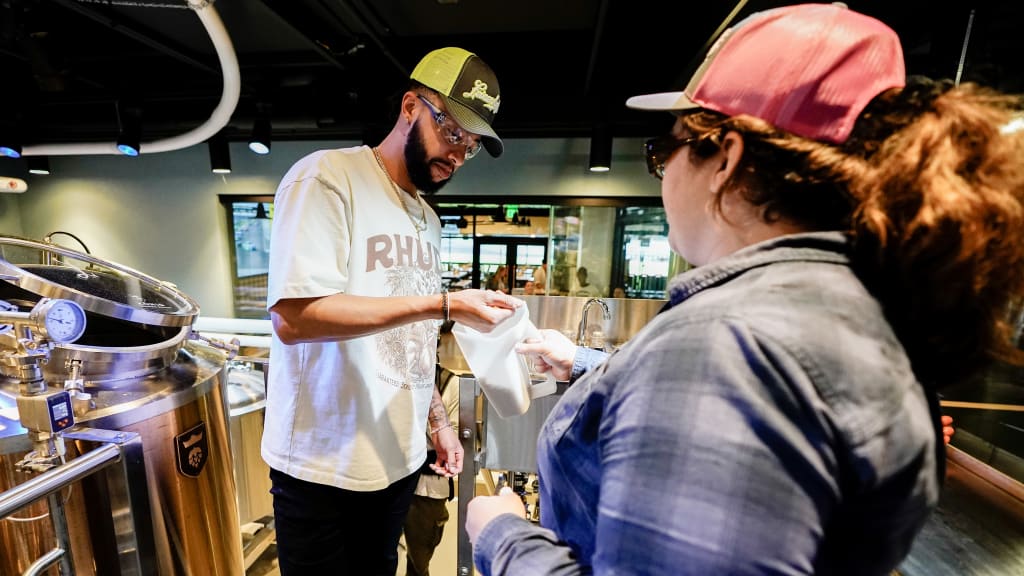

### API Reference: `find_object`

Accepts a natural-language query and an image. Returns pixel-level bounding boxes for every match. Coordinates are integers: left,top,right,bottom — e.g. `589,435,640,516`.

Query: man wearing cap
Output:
262,47,519,575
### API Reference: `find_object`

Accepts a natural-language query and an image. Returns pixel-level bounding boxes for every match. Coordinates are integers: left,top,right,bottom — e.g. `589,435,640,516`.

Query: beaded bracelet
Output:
429,423,456,435
441,291,450,323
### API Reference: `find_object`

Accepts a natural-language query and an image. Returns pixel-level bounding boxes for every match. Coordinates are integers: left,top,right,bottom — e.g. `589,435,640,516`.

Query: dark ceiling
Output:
1,0,1022,151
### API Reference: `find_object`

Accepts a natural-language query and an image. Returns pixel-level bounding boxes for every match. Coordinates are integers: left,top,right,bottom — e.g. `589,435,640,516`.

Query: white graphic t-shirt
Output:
261,145,442,491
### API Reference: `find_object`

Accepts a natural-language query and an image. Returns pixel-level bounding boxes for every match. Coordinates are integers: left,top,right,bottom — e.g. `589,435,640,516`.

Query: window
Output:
220,196,678,319
221,196,273,318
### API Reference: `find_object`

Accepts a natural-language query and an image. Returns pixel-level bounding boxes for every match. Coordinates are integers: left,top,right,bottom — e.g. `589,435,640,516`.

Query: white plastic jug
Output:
451,305,557,418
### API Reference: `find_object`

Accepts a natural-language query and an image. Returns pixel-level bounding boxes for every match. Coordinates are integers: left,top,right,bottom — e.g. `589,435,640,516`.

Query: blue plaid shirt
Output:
473,232,941,576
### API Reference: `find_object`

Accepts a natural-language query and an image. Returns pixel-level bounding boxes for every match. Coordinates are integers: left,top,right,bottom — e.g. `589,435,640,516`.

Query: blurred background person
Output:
572,267,601,297
532,259,547,294
402,363,461,576
486,265,509,293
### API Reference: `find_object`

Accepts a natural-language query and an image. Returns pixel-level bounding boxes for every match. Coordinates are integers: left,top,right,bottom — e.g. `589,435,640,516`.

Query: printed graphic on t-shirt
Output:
370,232,441,390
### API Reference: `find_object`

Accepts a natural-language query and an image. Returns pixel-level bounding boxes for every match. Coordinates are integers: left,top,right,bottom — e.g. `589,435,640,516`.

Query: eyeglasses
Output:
644,134,699,180
417,95,482,159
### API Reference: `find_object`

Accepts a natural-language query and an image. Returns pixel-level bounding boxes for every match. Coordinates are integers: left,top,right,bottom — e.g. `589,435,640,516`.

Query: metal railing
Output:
0,429,154,576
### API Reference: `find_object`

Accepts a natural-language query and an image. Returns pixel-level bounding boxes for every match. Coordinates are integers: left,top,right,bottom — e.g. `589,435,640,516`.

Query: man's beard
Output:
404,119,454,195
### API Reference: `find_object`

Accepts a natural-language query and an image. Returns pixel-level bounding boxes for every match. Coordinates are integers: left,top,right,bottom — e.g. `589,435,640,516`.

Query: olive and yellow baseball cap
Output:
412,47,503,157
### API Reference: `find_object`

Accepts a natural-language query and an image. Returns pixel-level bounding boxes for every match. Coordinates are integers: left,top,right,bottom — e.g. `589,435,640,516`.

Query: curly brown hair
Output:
675,78,1024,388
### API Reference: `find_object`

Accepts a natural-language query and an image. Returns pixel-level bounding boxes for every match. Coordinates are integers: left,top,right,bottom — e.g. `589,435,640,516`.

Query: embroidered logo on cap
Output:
463,80,500,114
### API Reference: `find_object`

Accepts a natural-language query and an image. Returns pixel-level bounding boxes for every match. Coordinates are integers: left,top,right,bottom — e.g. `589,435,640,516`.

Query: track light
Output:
0,143,21,158
589,123,612,172
1,126,23,158
248,116,271,155
116,137,140,156
27,156,51,175
116,105,143,157
208,136,232,174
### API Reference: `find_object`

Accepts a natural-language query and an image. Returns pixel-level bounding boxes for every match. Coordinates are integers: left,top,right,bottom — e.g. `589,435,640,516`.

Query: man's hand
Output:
430,425,463,477
448,289,521,332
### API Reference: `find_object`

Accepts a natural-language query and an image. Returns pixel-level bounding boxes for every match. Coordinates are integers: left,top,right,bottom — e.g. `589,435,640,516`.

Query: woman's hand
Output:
466,487,527,544
515,328,578,382
942,415,955,444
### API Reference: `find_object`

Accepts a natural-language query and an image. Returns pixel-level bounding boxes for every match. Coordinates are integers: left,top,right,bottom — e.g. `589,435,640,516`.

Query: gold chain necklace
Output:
373,147,428,235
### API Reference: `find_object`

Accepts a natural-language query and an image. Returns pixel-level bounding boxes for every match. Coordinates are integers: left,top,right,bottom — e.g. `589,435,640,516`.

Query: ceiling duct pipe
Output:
328,0,408,78
20,2,240,157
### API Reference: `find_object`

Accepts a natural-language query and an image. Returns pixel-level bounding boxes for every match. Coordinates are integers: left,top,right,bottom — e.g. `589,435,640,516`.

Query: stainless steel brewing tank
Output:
0,236,242,575
226,359,273,527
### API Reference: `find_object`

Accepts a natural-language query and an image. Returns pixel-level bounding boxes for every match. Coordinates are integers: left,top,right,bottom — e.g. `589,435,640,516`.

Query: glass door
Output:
473,238,547,293
476,242,508,291
512,242,547,294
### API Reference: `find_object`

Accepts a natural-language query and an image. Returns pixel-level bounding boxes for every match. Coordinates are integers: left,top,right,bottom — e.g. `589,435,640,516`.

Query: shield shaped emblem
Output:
174,421,208,478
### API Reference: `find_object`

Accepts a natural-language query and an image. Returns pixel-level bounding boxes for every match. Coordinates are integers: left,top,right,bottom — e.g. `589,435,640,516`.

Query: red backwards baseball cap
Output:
626,3,906,144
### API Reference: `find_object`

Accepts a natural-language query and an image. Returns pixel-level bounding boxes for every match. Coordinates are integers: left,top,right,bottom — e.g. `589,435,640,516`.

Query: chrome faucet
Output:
577,298,610,346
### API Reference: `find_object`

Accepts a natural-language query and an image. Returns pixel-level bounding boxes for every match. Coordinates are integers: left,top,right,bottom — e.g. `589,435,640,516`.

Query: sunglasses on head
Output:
644,134,699,180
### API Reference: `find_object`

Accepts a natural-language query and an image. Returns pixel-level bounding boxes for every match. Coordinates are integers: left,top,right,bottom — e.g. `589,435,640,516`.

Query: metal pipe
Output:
329,0,408,78
21,547,65,576
674,0,750,88
456,373,478,576
0,443,121,519
254,0,350,72
48,0,220,76
46,490,74,575
954,9,976,86
583,0,610,97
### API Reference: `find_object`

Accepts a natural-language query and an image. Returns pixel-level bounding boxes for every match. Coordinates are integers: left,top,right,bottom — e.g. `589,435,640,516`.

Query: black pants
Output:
270,467,420,576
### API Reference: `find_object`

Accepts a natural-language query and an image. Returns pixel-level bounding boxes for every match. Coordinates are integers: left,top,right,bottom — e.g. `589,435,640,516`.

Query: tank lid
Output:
0,235,199,327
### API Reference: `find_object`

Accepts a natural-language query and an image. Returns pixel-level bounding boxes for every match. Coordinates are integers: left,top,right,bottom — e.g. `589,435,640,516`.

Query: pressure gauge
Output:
32,298,87,344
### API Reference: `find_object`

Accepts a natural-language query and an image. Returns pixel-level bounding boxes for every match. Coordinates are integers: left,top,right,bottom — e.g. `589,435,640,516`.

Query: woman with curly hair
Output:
466,4,1024,575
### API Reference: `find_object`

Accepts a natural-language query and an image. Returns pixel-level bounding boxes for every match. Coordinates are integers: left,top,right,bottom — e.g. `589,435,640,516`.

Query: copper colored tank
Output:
0,236,242,575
